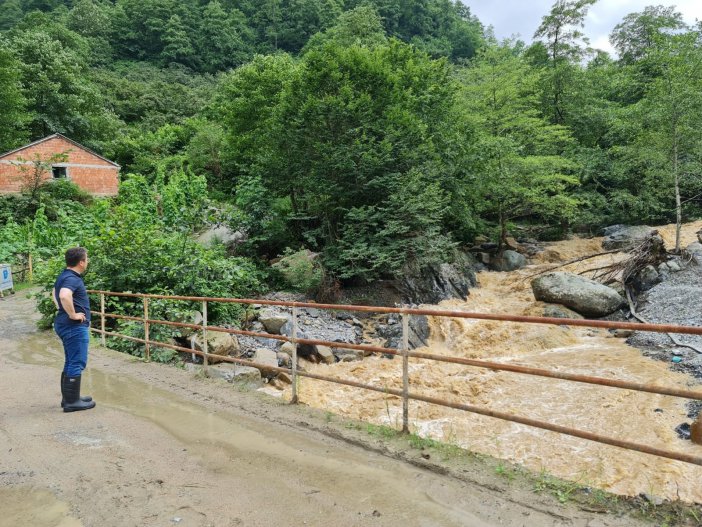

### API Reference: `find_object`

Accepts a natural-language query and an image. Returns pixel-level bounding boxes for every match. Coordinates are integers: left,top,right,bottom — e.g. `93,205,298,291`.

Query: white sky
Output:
466,1,702,54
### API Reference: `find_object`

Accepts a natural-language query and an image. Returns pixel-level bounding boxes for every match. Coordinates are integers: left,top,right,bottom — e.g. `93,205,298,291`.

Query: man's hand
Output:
70,312,86,322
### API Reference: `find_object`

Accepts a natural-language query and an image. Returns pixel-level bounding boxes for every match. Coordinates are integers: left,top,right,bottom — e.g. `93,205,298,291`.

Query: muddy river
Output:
289,222,702,503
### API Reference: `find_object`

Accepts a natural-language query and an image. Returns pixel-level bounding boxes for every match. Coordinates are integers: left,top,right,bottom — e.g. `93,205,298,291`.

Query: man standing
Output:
53,247,95,412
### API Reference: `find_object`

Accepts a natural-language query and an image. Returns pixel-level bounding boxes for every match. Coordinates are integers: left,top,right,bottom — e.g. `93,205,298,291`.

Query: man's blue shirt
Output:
54,269,90,327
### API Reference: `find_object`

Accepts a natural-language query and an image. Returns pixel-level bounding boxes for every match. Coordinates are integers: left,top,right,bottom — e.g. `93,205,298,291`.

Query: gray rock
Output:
602,225,656,251
258,309,289,334
633,265,661,292
399,252,477,305
687,242,702,265
377,315,429,350
279,341,296,355
315,345,336,364
277,352,291,368
208,364,262,386
334,348,364,362
190,331,239,364
531,272,625,317
543,304,584,320
231,366,262,385
252,348,279,376
196,225,246,247
490,250,528,272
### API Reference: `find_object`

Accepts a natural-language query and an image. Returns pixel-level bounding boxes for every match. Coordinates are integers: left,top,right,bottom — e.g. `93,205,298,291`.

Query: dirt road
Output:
0,291,651,527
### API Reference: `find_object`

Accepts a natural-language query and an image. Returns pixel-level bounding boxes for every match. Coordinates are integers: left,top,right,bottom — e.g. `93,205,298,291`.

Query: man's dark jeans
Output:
55,322,89,377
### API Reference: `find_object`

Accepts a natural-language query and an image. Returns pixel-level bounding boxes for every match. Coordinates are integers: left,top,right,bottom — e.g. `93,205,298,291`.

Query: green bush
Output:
272,248,323,294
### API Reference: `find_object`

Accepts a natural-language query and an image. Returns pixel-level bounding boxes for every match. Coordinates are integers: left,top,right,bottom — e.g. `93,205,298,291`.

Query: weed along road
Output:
0,292,652,527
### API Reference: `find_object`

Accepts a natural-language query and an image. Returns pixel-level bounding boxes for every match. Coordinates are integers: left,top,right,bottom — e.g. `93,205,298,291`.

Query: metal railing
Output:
88,289,702,467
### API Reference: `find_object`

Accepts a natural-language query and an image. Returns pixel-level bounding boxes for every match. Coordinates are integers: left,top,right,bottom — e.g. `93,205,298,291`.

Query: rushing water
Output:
290,221,702,503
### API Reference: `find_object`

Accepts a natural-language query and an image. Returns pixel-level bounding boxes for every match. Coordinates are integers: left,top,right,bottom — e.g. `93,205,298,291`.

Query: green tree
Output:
162,14,195,66
627,30,702,251
460,45,579,245
534,0,597,124
0,41,28,151
0,0,24,31
195,1,252,73
611,5,685,65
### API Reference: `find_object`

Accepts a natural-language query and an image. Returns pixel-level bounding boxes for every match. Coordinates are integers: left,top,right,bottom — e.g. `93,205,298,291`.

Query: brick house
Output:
0,134,120,196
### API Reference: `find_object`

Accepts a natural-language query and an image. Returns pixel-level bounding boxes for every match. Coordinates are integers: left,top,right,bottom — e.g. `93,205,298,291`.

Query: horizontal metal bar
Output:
88,290,702,336
91,328,291,375
92,327,702,467
287,370,702,467
91,311,702,401
90,311,702,401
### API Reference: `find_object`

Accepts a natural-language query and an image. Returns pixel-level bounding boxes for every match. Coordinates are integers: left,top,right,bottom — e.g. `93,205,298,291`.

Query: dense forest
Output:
1,0,702,352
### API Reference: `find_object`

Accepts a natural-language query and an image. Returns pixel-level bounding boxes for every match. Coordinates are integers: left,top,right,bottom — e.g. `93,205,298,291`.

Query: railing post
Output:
291,306,299,404
143,296,150,361
401,309,410,434
100,293,106,347
202,300,208,375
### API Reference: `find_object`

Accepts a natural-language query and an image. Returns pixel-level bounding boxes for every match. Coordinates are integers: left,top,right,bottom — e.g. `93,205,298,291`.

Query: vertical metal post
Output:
291,306,299,404
100,293,106,347
401,310,410,434
143,297,150,361
202,300,209,374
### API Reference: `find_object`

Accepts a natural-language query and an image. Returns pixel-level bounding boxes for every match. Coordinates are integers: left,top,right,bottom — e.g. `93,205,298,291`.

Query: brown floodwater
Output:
291,222,702,503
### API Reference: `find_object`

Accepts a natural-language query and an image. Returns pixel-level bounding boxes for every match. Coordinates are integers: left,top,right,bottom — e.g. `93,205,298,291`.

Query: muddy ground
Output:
0,291,692,527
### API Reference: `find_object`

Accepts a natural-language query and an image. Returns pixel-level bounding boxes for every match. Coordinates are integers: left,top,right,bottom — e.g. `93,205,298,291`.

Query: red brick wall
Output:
0,136,120,196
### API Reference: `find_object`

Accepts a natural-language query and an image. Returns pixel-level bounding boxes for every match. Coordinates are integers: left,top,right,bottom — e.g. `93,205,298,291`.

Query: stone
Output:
276,372,292,384
687,242,702,265
531,272,625,317
602,225,656,251
231,366,262,385
208,364,262,386
258,309,289,335
490,250,528,272
399,251,477,304
190,332,239,364
543,304,584,320
315,345,336,364
334,348,364,362
279,341,296,355
196,225,246,248
277,352,291,368
252,348,279,375
666,259,682,273
633,265,660,292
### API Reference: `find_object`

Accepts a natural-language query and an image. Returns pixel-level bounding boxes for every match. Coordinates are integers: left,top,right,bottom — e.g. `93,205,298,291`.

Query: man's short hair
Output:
65,247,88,267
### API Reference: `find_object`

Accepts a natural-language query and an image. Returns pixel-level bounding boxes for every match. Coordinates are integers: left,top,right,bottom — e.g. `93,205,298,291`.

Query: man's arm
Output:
58,287,86,322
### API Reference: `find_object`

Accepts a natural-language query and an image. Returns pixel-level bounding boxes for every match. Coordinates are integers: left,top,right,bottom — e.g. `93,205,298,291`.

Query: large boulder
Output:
399,252,477,304
602,225,656,251
258,309,290,335
252,348,279,376
490,250,528,272
190,331,240,364
196,225,246,248
687,242,702,265
531,272,625,317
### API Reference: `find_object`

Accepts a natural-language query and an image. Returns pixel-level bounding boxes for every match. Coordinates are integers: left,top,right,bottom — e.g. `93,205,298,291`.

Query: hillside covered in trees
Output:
2,0,702,330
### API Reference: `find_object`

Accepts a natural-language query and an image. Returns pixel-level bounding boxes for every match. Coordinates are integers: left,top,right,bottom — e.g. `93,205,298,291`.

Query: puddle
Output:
0,487,83,527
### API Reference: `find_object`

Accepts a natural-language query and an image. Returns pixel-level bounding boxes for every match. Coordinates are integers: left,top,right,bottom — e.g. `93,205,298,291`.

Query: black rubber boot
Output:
60,372,92,408
62,374,96,413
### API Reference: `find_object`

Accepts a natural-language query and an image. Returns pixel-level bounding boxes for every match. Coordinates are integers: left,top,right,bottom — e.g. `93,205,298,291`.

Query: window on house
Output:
52,166,67,179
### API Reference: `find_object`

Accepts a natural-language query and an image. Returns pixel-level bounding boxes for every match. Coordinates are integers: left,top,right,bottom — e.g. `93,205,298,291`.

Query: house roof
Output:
0,133,121,168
